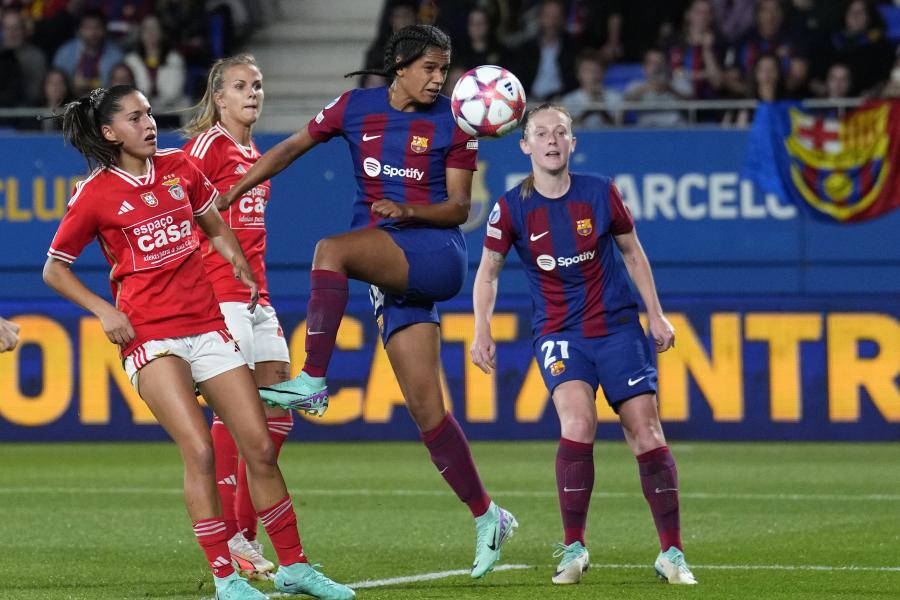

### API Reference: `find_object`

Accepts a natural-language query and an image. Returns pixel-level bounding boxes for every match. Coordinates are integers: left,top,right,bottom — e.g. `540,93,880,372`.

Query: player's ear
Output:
570,136,577,153
101,124,117,143
519,137,531,156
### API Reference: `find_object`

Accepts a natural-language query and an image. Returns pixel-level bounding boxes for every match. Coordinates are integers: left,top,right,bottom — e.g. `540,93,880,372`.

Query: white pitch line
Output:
1,486,899,502
588,563,900,573
201,564,532,599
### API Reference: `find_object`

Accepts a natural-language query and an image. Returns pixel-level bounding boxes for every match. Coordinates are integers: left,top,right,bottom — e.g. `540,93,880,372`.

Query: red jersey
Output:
47,148,226,357
183,123,271,305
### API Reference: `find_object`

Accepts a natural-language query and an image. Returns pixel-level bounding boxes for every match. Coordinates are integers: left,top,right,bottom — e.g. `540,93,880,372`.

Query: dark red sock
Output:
235,416,293,541
302,269,349,377
637,445,682,551
210,417,238,539
193,517,235,578
556,437,594,545
422,413,491,517
258,495,308,566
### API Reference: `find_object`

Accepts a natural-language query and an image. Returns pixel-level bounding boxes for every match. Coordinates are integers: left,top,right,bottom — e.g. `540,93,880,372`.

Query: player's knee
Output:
407,395,445,431
182,440,216,477
312,237,343,271
560,412,596,442
242,436,277,471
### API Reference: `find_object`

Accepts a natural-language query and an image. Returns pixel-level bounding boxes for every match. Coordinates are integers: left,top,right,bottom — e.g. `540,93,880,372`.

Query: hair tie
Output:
88,88,107,109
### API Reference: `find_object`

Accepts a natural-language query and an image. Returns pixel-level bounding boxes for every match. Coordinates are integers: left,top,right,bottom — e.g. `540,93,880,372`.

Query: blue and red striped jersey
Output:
306,86,478,229
484,173,638,338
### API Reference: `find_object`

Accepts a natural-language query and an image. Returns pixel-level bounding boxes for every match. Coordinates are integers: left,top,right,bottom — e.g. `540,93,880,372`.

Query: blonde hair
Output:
181,54,259,137
519,103,573,199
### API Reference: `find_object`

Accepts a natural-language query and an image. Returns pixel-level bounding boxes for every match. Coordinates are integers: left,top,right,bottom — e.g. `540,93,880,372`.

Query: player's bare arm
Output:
42,257,135,346
613,229,675,352
370,168,472,226
0,316,20,352
217,125,318,210
196,208,260,311
471,248,506,374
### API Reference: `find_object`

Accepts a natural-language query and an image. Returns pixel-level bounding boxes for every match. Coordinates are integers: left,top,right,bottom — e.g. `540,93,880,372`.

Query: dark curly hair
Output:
345,24,451,80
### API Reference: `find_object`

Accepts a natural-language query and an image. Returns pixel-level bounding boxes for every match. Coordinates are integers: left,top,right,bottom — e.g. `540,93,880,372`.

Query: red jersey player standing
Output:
471,104,697,586
43,85,354,600
182,54,293,581
217,25,517,578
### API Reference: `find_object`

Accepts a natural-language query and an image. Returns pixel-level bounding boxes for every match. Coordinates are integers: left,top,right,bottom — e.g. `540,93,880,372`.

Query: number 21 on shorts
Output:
541,339,569,377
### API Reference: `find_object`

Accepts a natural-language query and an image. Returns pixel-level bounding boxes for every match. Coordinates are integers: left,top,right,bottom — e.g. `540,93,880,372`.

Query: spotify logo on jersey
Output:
363,157,381,177
536,255,556,271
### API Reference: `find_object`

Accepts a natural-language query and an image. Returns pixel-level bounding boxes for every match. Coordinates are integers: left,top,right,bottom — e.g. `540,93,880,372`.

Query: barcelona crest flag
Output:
744,100,900,223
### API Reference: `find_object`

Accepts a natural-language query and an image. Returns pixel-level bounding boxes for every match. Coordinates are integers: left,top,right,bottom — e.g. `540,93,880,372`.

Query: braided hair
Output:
346,24,451,80
47,85,140,171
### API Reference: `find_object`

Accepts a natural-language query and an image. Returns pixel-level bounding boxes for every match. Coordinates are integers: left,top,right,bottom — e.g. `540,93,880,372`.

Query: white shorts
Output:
124,329,246,393
219,302,290,368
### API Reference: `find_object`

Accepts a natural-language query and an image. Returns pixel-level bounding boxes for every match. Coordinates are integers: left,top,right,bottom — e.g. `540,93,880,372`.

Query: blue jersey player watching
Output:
217,24,517,578
471,104,698,586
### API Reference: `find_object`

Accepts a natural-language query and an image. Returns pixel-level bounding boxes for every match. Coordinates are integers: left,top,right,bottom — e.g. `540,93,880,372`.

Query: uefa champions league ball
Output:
450,65,527,138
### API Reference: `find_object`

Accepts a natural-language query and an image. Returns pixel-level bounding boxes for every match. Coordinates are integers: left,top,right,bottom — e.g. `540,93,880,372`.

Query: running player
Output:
217,24,517,578
182,54,291,581
471,104,697,586
43,85,354,600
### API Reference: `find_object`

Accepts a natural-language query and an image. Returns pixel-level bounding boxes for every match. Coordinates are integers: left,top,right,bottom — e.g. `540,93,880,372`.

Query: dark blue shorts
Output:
370,225,467,345
533,323,658,410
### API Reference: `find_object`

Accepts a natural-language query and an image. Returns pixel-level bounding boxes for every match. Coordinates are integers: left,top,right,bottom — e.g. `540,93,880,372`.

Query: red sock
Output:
302,269,348,377
211,417,238,539
235,416,293,541
637,445,682,551
193,518,235,578
422,413,491,517
556,437,594,545
258,495,308,566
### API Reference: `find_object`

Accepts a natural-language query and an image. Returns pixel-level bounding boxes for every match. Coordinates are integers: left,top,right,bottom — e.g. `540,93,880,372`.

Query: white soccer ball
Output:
450,65,527,138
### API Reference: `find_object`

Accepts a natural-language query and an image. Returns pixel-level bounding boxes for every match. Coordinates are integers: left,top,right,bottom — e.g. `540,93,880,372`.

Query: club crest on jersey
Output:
576,219,593,236
550,360,566,376
410,135,430,154
140,191,158,207
162,178,185,201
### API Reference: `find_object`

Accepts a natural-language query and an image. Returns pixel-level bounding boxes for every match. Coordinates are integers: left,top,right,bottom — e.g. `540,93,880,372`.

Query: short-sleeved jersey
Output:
183,123,271,306
47,148,226,357
307,86,478,229
484,173,638,339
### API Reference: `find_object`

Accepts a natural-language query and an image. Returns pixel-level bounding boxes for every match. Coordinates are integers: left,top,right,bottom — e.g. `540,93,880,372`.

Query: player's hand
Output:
216,189,237,211
233,263,259,312
99,307,135,347
648,314,675,353
470,332,497,374
371,199,412,219
0,317,20,352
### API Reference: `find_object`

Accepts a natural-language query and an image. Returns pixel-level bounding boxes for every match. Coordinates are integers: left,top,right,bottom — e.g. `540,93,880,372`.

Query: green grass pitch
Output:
1,441,897,599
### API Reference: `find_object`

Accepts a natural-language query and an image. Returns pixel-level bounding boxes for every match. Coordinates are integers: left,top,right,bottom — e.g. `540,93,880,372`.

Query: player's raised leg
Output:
259,228,408,412
550,380,596,584
619,394,696,585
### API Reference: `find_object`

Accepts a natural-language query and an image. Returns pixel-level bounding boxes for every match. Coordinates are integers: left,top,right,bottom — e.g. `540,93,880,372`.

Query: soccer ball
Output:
450,65,527,138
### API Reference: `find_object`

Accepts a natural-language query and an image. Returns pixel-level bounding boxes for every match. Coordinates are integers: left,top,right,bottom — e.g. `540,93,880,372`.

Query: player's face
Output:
101,91,157,161
520,109,575,174
396,47,451,105
217,63,264,126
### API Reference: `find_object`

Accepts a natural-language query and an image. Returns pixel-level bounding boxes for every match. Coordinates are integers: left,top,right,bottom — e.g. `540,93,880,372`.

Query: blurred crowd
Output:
363,0,900,126
0,0,275,130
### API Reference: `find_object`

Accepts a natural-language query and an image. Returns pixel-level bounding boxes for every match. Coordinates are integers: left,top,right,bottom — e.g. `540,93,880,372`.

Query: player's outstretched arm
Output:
613,229,675,352
196,208,259,311
0,317,20,352
471,247,506,374
216,126,319,210
370,167,472,226
42,257,135,346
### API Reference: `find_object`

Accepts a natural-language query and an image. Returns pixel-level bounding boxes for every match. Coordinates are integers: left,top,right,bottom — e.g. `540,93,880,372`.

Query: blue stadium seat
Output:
604,62,644,93
879,5,900,42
